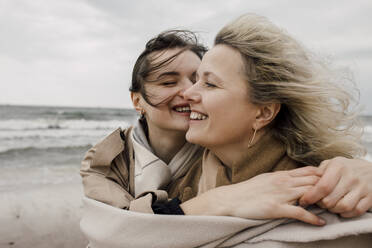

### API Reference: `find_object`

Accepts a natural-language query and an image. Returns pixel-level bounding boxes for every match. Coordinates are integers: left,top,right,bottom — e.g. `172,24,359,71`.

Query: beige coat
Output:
80,127,202,212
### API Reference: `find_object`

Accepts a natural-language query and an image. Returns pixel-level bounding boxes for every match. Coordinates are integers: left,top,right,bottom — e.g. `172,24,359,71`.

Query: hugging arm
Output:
180,157,372,225
300,157,372,217
180,167,325,226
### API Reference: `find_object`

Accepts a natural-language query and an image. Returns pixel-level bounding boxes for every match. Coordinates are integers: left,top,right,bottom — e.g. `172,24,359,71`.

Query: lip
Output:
172,103,190,108
172,103,191,116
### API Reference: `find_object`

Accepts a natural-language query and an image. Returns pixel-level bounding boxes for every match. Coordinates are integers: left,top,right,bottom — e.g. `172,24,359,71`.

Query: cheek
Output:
145,106,169,122
209,100,256,140
145,86,178,106
209,95,246,125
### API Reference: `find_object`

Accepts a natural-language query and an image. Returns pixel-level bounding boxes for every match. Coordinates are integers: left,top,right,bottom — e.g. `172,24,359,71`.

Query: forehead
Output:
149,48,201,76
198,44,246,79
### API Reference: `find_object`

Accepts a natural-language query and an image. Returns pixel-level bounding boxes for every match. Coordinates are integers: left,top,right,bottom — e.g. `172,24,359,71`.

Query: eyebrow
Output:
156,71,180,80
200,71,224,83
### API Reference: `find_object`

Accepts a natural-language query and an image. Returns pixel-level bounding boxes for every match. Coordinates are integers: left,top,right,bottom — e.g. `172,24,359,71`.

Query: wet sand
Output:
0,182,88,248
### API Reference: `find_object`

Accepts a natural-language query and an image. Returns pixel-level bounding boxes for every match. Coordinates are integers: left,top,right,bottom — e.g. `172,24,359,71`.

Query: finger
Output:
314,160,330,176
291,175,320,187
299,163,342,206
341,196,372,218
281,205,326,226
320,176,352,209
288,166,319,177
318,159,330,171
291,185,314,200
328,189,365,214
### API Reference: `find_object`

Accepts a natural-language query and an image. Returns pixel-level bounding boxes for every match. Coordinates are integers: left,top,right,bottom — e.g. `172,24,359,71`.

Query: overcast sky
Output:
1,0,372,113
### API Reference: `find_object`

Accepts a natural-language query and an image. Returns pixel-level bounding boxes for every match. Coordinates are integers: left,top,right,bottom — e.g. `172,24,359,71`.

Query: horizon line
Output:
0,103,135,110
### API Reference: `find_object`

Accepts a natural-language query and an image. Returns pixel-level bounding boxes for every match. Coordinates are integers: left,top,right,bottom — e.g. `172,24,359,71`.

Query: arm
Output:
300,157,372,217
180,167,325,226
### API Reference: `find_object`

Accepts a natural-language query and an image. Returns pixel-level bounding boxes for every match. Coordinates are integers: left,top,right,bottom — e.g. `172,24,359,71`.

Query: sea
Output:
0,105,137,192
1,104,372,192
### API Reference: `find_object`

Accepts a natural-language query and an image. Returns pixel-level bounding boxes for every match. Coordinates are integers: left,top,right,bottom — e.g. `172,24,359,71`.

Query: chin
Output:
175,123,189,132
185,130,204,146
176,120,190,131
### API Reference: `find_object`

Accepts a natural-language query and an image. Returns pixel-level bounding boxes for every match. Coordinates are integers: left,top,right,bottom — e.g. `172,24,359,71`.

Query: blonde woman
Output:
178,13,372,246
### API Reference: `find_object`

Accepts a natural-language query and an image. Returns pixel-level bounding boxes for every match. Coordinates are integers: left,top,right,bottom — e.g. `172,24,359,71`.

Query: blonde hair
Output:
215,14,365,165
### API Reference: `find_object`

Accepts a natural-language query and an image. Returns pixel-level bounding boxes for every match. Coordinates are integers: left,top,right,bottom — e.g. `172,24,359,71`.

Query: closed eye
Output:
161,81,177,86
205,82,217,88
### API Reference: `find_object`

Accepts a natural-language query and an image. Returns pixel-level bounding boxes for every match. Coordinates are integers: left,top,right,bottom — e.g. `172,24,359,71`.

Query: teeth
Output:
175,106,190,112
190,111,208,120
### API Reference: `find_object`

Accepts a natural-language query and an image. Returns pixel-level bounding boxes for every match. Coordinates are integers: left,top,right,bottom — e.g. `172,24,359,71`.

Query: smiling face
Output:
132,48,201,134
184,44,260,149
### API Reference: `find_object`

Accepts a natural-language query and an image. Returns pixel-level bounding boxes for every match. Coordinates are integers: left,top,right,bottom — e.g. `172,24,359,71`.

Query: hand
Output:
299,157,372,218
181,167,325,226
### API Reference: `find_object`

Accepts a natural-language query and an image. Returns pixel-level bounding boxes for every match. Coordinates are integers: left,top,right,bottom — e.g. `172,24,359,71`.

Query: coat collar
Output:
201,130,299,187
90,127,133,167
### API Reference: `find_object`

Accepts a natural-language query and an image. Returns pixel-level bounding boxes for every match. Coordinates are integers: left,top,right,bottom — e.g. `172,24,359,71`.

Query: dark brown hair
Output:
130,30,207,106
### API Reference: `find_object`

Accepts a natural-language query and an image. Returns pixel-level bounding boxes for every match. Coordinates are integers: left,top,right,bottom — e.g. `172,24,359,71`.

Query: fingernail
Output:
318,218,326,225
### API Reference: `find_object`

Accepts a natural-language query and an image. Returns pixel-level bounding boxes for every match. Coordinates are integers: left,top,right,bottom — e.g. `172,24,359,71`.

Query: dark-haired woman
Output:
80,30,207,212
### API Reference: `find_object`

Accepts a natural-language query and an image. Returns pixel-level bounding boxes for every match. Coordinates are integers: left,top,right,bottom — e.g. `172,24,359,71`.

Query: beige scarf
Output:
131,121,203,197
169,130,300,202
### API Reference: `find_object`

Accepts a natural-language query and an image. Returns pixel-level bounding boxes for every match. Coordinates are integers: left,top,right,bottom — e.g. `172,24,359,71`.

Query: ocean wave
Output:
364,125,372,133
0,119,130,131
0,144,93,156
0,125,122,155
0,132,106,153
44,110,86,119
41,108,136,120
0,128,113,140
362,125,372,142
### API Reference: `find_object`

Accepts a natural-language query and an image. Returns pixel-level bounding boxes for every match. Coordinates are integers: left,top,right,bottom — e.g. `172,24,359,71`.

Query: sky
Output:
1,0,372,113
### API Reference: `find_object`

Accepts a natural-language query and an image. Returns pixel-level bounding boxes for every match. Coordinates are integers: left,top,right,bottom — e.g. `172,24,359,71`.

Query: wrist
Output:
180,186,230,216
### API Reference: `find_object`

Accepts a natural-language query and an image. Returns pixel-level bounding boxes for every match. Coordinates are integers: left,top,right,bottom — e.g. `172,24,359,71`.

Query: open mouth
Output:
173,106,191,113
190,111,208,120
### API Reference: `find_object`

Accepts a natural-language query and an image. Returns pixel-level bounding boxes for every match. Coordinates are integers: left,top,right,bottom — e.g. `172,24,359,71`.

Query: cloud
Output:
0,0,371,113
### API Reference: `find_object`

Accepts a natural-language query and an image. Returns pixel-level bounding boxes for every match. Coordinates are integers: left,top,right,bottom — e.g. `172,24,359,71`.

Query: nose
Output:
178,78,194,94
178,77,194,98
182,83,201,103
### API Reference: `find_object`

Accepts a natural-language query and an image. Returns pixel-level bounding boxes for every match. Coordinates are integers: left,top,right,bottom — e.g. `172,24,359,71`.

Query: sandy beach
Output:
0,182,87,248
0,105,138,248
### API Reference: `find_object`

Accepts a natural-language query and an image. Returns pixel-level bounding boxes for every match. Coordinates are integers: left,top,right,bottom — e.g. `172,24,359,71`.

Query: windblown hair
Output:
215,14,365,165
130,30,207,106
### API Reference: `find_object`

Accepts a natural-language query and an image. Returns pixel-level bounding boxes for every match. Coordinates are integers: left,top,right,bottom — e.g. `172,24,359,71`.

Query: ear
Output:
131,92,143,112
254,103,281,130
